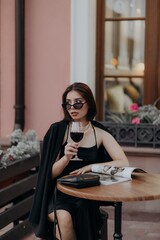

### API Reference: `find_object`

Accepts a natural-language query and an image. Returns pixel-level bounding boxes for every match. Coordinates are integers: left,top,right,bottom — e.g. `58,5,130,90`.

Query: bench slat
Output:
0,219,32,240
0,173,38,207
0,195,33,229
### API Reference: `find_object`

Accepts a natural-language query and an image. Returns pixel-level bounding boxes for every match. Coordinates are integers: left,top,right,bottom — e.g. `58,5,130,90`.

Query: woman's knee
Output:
48,210,73,227
48,210,76,240
57,210,73,228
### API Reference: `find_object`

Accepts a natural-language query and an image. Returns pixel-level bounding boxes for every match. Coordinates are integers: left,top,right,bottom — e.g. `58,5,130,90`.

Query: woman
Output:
29,82,129,240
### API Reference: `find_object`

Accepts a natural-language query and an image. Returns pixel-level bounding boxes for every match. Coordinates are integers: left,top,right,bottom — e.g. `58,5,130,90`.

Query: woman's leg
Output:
48,209,76,240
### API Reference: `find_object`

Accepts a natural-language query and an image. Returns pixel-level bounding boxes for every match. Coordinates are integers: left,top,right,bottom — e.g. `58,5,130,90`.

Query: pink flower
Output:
132,117,140,124
9,155,14,161
129,103,139,112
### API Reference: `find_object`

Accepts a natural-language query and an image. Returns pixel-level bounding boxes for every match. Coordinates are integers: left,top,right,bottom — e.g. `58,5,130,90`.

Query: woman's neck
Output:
79,121,91,133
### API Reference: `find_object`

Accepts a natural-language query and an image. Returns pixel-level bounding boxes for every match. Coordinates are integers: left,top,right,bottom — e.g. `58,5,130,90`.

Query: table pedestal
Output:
113,202,122,240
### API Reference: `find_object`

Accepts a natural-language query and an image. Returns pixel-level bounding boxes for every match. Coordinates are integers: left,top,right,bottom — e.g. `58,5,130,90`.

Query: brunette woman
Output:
29,82,128,240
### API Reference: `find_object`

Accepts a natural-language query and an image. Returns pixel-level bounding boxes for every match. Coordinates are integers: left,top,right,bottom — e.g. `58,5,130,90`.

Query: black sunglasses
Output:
62,102,86,110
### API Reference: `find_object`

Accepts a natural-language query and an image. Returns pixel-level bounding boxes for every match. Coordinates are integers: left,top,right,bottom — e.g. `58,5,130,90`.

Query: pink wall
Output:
0,0,71,139
0,0,15,137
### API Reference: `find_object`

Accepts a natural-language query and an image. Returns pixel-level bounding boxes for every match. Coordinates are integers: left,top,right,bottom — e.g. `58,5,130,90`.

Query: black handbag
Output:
57,173,100,188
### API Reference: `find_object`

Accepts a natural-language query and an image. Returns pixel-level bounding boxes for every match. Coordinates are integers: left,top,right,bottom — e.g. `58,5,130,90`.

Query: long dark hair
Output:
62,82,97,121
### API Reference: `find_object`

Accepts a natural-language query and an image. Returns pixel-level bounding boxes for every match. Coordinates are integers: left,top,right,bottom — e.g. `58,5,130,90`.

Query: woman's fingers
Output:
70,165,91,175
64,143,78,160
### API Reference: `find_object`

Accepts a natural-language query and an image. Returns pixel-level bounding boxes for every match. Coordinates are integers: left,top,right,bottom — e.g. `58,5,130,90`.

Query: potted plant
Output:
103,99,160,148
0,129,40,168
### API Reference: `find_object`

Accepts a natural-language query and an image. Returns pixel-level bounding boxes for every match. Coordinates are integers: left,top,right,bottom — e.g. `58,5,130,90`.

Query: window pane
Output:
102,0,146,119
105,0,146,18
104,77,144,118
104,21,145,77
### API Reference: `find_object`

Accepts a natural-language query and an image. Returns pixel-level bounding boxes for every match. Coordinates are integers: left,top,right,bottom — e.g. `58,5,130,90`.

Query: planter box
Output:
0,155,40,240
102,123,160,148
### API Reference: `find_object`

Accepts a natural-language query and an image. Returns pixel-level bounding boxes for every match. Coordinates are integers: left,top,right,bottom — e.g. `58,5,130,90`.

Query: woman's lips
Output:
71,112,78,117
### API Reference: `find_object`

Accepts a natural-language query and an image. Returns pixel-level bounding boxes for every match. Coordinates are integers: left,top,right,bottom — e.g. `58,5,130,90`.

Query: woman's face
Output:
66,90,89,122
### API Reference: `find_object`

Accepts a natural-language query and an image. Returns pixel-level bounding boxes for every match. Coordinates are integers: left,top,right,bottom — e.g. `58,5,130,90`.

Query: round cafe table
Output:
57,173,160,240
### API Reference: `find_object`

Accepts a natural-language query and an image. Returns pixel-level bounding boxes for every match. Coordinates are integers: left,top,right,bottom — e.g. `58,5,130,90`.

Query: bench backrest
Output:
0,155,40,240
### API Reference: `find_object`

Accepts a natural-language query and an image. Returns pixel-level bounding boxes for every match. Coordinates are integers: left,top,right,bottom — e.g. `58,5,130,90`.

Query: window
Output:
96,0,160,120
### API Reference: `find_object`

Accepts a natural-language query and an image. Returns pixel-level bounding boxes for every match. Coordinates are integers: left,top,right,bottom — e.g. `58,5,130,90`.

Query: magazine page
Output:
95,173,131,185
91,165,145,180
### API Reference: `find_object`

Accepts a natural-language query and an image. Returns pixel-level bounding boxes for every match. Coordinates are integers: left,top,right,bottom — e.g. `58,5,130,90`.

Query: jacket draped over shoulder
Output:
29,120,68,238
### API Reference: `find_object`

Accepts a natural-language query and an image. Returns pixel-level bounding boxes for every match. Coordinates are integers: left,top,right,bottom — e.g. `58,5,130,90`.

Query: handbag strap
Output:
53,183,62,240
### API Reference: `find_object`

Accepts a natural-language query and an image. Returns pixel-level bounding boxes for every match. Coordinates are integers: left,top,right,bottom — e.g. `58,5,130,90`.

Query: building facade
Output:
0,0,96,139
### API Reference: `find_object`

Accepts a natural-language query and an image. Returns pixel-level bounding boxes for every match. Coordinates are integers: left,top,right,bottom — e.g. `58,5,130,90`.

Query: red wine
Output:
70,132,84,142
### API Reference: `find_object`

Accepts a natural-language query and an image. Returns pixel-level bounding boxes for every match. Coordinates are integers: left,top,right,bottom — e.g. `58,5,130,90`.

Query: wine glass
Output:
70,121,84,160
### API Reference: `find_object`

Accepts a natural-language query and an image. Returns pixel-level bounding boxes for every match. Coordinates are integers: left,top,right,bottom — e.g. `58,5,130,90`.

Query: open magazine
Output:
91,165,146,185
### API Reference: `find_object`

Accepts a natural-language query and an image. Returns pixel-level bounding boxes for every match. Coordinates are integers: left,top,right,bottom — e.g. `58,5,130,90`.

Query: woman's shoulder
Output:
94,124,112,139
91,120,113,144
91,120,111,133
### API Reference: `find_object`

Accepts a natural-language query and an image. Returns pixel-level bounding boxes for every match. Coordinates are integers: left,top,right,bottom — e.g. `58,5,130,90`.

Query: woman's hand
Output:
70,164,92,175
64,142,78,161
51,142,79,178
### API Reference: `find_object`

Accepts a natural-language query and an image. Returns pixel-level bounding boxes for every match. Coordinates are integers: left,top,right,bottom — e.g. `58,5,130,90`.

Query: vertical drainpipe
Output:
14,0,25,130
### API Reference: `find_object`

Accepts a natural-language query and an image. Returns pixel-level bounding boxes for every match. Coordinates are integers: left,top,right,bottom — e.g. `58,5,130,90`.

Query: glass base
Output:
71,155,83,161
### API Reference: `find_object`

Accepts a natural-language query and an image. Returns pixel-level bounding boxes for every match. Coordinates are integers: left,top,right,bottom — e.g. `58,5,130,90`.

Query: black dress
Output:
48,126,103,240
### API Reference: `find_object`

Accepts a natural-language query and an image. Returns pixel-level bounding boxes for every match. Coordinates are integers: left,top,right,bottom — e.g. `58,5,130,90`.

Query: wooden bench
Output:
0,155,40,240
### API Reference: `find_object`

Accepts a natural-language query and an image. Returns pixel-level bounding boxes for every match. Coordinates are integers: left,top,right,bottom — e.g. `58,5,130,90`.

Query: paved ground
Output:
22,208,160,240
22,218,160,240
108,219,160,240
1,201,160,240
106,201,160,240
